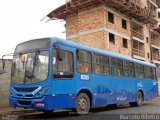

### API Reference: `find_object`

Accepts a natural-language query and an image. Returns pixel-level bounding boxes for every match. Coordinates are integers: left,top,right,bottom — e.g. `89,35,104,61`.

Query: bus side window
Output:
110,58,124,77
110,58,117,76
117,60,123,76
152,67,156,80
92,53,109,75
76,50,91,73
144,66,156,80
135,64,144,79
53,49,74,79
124,61,134,78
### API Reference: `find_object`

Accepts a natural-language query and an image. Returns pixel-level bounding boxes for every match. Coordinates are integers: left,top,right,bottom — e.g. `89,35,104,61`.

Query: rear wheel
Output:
42,110,53,115
76,93,90,115
130,91,143,107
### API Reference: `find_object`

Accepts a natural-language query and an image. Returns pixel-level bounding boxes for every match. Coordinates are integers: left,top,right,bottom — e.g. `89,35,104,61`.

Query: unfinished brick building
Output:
46,0,160,77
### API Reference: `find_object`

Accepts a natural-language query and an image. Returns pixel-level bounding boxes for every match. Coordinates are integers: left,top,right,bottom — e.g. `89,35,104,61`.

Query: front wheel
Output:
76,93,90,115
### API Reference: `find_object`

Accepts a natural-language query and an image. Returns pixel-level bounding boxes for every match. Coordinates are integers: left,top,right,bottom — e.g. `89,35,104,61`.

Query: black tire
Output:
107,104,117,108
130,91,143,107
42,110,53,115
76,93,90,115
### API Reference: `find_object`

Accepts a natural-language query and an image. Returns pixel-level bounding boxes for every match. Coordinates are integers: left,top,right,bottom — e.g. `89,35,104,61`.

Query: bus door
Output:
51,45,76,109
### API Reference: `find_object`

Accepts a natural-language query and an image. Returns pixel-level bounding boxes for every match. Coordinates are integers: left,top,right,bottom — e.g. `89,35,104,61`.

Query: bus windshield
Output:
11,51,49,84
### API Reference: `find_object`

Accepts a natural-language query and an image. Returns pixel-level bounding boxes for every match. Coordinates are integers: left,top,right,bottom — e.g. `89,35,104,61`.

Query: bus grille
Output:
18,100,31,105
17,94,34,98
14,87,38,92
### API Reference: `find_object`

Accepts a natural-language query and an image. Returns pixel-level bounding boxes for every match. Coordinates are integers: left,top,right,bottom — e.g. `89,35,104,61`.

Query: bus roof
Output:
52,37,155,68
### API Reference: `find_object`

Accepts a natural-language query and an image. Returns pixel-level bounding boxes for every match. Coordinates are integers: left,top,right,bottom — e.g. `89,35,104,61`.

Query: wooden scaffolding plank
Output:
47,0,157,24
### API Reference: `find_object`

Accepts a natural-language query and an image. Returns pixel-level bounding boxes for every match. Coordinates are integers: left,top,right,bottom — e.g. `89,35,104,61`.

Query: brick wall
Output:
66,6,106,38
108,34,132,56
78,9,105,32
70,31,107,50
0,59,12,108
143,25,151,62
66,5,132,56
66,15,78,37
106,8,131,36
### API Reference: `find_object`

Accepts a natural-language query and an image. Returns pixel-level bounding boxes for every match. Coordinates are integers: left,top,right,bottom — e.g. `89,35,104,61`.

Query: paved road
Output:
6,97,160,120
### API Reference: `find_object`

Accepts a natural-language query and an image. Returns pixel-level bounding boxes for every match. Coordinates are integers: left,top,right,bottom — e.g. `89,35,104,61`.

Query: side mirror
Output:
1,53,14,73
1,53,14,74
1,56,6,74
2,55,6,70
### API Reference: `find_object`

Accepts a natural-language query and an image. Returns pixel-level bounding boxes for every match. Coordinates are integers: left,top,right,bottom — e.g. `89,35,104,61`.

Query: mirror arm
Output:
1,53,15,70
2,55,5,70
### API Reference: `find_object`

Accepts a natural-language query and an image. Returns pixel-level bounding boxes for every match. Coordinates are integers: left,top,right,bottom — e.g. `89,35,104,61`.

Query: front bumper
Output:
9,95,51,110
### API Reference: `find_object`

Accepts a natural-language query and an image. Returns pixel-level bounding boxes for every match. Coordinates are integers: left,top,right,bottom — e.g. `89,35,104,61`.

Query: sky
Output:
0,0,65,58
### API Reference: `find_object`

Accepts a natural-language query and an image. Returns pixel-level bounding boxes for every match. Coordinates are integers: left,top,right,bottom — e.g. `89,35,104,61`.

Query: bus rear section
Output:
73,49,158,111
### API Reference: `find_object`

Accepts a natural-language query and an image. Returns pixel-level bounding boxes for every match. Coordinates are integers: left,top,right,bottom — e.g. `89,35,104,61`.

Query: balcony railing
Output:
132,48,145,58
131,30,144,40
152,54,160,61
151,39,160,47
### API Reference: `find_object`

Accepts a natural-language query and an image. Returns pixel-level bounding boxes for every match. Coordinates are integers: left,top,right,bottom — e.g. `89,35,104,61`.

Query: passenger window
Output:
53,49,74,79
117,60,124,76
153,68,156,80
135,64,144,79
110,58,124,76
93,54,109,75
145,67,156,80
77,50,91,73
124,61,135,77
111,58,117,76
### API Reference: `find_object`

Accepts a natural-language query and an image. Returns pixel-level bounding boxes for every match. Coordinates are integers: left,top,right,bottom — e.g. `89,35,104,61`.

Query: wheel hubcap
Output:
78,98,88,110
138,93,142,104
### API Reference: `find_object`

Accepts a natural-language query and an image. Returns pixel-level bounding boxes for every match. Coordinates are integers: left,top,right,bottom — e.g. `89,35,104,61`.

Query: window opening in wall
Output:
147,52,150,59
108,12,114,24
109,33,115,44
146,37,149,43
122,19,127,29
123,38,128,48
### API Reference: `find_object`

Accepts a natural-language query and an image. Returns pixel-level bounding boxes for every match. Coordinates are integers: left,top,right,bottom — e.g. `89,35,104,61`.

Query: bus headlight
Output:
35,87,48,98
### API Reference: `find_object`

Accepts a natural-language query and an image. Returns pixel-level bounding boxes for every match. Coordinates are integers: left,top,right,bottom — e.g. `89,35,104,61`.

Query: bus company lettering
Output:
117,96,127,101
137,82,143,88
81,75,90,80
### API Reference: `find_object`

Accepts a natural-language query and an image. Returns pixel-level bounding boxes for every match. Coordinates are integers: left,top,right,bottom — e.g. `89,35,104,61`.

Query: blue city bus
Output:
9,37,158,115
